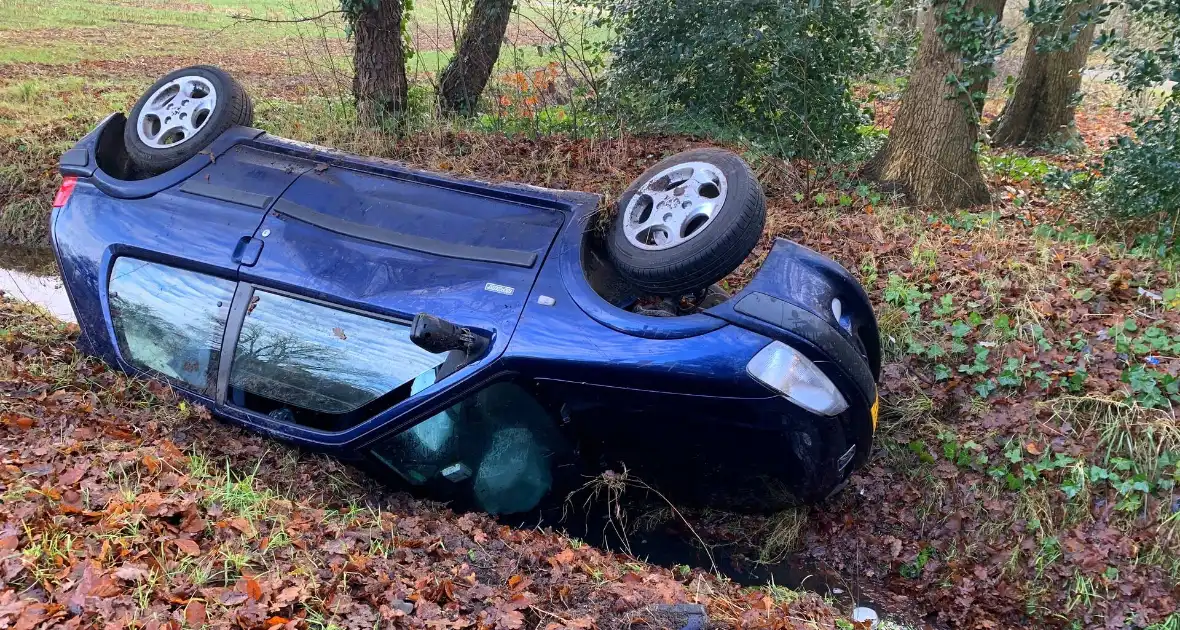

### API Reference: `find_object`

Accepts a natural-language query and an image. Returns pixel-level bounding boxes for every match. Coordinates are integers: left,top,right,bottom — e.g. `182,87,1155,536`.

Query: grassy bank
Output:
0,298,853,628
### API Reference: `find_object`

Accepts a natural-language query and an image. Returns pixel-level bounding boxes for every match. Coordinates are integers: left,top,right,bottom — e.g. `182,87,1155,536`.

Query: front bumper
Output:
707,238,880,473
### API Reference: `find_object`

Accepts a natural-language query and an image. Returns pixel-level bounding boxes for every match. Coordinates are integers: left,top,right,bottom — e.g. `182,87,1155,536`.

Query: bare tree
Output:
990,0,1102,146
348,0,410,125
438,0,515,113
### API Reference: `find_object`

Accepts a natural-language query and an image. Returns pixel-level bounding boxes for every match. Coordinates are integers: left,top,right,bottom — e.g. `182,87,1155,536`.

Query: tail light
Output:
53,176,78,208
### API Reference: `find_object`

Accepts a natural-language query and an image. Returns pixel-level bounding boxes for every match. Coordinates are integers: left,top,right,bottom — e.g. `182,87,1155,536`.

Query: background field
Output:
0,0,604,262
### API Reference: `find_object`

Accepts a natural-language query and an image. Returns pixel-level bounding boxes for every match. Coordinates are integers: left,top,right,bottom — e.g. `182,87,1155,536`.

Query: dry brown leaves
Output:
0,299,848,629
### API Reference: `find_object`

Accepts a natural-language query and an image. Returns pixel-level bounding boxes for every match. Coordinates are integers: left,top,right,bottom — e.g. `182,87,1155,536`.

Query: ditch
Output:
0,251,891,626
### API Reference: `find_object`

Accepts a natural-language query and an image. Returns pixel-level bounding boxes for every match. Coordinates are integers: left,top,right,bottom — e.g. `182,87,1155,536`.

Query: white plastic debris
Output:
852,606,879,628
1138,287,1163,301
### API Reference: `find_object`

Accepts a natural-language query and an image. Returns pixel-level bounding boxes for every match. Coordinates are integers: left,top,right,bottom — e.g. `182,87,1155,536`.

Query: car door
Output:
365,377,571,514
215,286,450,436
219,146,567,448
57,142,314,405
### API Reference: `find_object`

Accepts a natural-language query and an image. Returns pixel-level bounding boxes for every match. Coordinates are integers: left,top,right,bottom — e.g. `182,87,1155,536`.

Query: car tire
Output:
123,65,254,176
607,148,766,296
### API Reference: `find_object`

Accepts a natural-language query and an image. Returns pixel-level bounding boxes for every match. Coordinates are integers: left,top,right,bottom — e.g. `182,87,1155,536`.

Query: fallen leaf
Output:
220,591,249,606
58,463,89,486
12,603,48,630
114,564,151,582
88,575,122,598
185,600,207,626
241,576,263,601
549,549,576,567
496,609,524,629
2,414,35,430
229,517,254,536
174,538,200,556
273,585,302,606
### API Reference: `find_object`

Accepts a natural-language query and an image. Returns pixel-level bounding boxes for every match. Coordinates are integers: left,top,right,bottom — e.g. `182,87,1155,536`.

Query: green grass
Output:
0,0,333,34
0,75,141,120
0,0,605,250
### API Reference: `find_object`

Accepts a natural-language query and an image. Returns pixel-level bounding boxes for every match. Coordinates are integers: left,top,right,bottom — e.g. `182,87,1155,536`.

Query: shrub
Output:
1091,0,1180,253
1095,101,1180,253
867,0,922,75
599,0,880,159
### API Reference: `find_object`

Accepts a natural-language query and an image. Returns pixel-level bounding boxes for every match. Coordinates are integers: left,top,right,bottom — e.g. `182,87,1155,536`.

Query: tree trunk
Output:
989,0,1098,147
352,0,408,126
864,0,1007,208
438,0,514,114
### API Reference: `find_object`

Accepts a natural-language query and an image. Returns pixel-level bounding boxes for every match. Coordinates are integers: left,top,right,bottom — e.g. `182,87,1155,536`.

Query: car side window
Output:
226,290,446,430
108,258,235,395
369,380,567,514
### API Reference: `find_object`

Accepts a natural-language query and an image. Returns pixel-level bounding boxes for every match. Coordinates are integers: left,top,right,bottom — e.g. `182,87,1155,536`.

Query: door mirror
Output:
410,312,488,357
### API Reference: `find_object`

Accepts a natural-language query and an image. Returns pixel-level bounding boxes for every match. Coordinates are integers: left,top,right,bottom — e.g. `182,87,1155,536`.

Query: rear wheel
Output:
607,148,766,296
123,65,253,176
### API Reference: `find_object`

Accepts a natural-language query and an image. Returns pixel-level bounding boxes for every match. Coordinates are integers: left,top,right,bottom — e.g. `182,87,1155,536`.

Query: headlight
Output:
747,341,849,416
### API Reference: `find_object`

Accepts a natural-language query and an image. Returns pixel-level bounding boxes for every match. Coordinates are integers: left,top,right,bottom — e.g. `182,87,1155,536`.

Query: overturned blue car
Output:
50,66,880,515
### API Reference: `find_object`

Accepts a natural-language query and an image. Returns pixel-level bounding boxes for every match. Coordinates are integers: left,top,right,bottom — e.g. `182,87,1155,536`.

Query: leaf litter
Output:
2,82,1177,629
0,299,854,629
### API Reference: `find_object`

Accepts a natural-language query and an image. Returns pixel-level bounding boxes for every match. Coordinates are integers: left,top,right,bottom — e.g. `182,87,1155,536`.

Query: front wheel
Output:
123,65,254,176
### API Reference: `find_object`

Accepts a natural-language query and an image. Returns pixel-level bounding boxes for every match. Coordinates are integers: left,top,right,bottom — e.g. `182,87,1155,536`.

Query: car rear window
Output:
227,290,446,424
108,258,235,395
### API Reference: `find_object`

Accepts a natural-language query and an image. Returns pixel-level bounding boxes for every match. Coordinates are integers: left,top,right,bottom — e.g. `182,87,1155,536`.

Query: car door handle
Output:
232,236,264,266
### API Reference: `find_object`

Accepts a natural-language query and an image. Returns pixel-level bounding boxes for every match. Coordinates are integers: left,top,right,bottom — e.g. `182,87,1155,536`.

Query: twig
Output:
1134,308,1161,321
530,606,573,625
229,8,344,24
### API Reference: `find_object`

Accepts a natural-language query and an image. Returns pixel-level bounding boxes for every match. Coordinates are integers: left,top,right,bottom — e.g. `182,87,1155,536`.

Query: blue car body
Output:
51,114,880,512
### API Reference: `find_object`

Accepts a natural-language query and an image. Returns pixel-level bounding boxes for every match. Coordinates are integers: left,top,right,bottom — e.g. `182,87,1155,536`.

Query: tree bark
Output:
352,0,408,126
438,0,514,114
864,0,1007,208
990,0,1098,147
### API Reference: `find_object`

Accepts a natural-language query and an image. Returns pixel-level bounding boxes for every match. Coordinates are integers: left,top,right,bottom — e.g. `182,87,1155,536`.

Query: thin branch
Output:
230,8,344,24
